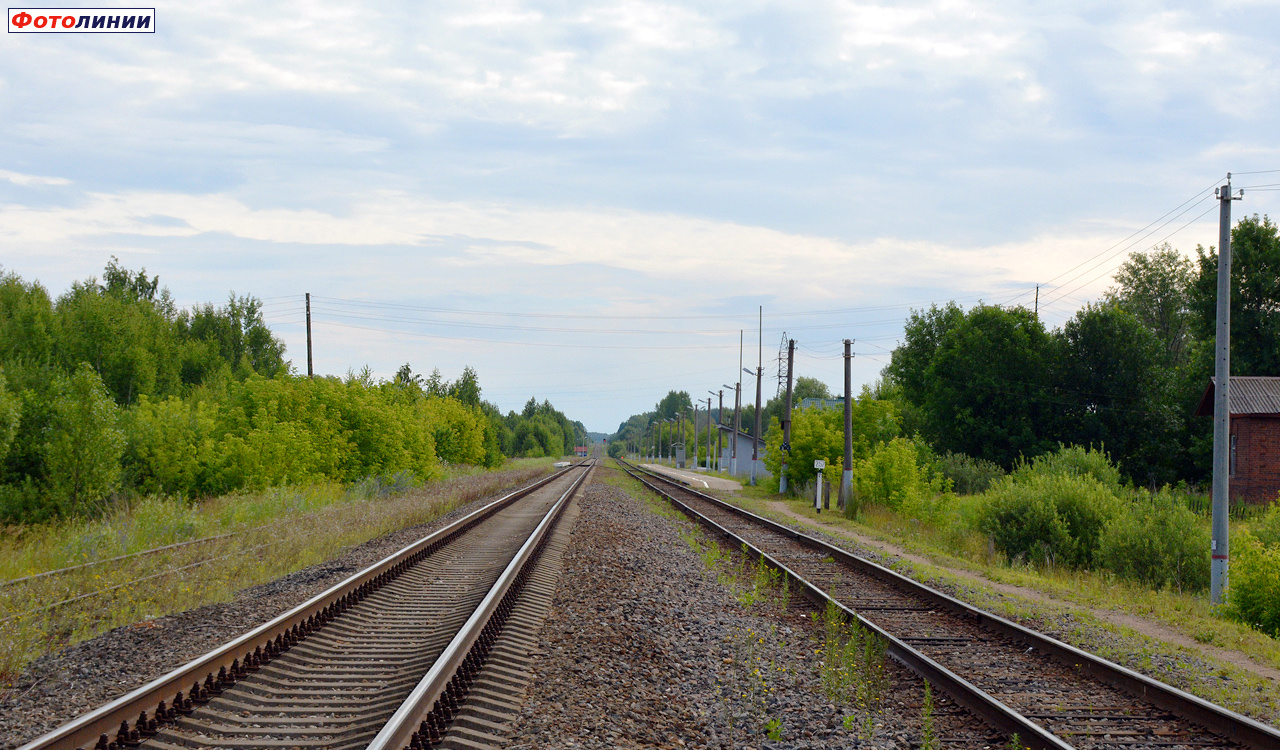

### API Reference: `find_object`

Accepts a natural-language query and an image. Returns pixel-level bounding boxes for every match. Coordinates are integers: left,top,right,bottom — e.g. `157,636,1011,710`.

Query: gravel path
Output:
506,470,993,749
0,468,549,749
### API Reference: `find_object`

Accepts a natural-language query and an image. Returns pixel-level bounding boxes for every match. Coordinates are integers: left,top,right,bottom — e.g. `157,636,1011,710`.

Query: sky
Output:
3,1,1280,433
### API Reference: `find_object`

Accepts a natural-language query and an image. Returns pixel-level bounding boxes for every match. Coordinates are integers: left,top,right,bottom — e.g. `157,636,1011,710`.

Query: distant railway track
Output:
19,460,595,750
618,459,1280,750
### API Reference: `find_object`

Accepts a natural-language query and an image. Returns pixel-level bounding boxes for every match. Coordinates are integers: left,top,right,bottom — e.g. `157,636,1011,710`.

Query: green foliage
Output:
1097,490,1210,591
1249,502,1280,549
937,451,1005,495
1191,215,1280,378
1010,444,1122,490
0,263,582,523
606,440,625,459
888,303,1056,468
979,469,1121,569
43,364,125,517
1106,244,1195,368
0,372,19,464
763,398,899,492
1229,535,1280,637
654,390,693,420
847,437,949,517
1055,304,1179,486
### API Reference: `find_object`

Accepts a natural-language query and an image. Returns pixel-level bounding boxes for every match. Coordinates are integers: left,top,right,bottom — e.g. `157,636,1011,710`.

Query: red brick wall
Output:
1231,415,1280,505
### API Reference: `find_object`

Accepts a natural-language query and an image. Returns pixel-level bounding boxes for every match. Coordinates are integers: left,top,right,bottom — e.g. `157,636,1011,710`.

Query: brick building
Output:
1195,376,1280,505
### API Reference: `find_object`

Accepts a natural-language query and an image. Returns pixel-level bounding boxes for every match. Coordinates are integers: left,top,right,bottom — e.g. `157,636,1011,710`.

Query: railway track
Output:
20,460,595,750
618,459,1280,750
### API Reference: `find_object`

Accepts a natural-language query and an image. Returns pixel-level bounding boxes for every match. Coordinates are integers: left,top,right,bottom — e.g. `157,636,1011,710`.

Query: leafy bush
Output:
43,364,125,517
847,437,949,518
1097,490,1209,591
979,472,1120,568
1229,536,1280,637
764,399,900,493
1011,444,1122,490
937,451,1005,495
1249,502,1280,548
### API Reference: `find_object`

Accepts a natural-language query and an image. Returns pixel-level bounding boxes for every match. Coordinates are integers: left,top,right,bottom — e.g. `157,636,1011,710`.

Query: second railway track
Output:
21,460,595,750
619,459,1280,750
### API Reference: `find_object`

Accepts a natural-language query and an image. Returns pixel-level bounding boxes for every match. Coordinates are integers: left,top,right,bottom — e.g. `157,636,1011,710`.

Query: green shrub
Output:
43,364,125,517
1229,536,1280,637
1249,502,1280,549
979,472,1120,568
937,451,1005,495
1011,444,1122,490
1098,490,1209,591
847,437,949,518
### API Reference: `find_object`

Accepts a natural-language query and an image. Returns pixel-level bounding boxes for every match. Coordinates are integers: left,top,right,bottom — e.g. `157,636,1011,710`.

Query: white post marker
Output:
814,459,825,514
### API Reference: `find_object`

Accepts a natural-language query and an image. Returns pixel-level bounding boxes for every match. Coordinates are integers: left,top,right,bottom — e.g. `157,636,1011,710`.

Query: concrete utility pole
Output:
692,404,699,469
753,307,763,486
780,338,795,494
705,396,713,469
1212,174,1243,606
841,339,854,512
715,390,724,472
726,381,741,475
305,292,314,378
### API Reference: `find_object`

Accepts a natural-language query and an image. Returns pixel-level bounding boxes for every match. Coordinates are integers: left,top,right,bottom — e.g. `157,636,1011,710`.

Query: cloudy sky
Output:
3,0,1279,432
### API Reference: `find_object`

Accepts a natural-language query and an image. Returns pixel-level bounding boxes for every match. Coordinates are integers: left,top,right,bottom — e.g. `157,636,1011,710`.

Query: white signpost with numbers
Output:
814,459,825,513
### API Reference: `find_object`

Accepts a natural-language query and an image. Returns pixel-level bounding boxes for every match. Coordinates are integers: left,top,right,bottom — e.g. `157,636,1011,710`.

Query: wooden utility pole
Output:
305,292,314,378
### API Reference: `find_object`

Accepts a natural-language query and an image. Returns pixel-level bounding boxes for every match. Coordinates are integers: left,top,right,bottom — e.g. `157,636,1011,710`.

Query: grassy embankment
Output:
0,458,556,681
708,478,1280,724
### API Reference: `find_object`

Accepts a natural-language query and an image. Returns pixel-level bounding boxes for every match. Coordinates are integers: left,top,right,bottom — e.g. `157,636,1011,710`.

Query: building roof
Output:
1195,377,1280,416
715,423,763,444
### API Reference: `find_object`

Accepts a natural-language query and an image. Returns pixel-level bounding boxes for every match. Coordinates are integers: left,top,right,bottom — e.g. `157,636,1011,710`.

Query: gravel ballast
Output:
505,469,993,749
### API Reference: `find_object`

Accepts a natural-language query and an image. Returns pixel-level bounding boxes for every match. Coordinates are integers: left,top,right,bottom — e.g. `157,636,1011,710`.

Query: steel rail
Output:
367,459,594,750
618,461,1068,750
18,464,578,750
620,460,1280,750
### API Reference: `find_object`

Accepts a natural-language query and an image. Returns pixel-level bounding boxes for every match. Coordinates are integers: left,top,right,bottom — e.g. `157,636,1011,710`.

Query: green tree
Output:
1106,244,1195,368
1055,304,1179,485
653,390,692,420
0,371,19,463
764,398,900,491
43,363,125,516
448,366,482,406
0,271,57,366
1190,215,1280,376
890,304,1055,467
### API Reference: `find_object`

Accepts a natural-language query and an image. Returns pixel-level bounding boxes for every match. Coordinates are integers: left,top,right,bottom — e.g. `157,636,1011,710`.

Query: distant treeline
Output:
0,260,586,524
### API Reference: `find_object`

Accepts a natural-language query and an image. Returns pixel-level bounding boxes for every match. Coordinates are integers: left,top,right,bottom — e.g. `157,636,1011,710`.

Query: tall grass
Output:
0,459,552,679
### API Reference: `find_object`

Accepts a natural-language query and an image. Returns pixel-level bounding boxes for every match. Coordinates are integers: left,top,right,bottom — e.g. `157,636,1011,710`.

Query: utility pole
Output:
727,381,741,475
305,292,314,378
705,396,713,469
751,305,763,486
715,390,723,472
1212,174,1243,606
692,404,699,469
841,339,854,512
1034,285,1039,320
780,338,795,493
